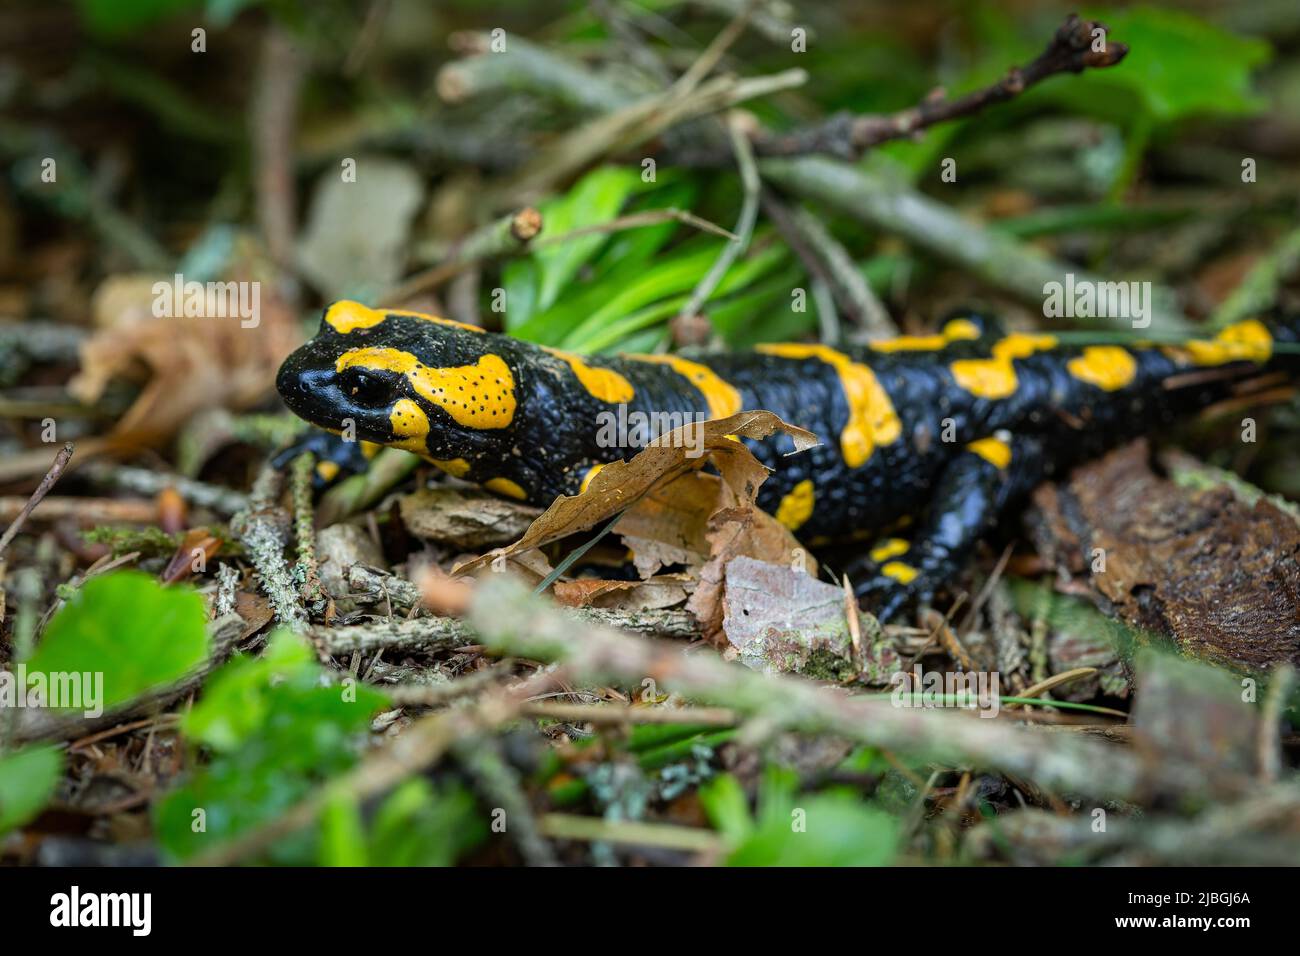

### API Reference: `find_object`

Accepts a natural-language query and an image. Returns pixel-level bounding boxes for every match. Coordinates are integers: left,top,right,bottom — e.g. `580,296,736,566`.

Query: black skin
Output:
277,304,1300,621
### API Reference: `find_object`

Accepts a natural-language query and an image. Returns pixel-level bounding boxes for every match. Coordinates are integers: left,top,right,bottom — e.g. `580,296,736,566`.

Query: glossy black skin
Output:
277,306,1300,620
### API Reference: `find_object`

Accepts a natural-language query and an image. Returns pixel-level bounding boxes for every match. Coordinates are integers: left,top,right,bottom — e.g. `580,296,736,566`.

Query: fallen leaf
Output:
161,528,223,584
553,574,690,610
455,410,817,579
400,486,541,550
722,556,898,681
69,258,299,447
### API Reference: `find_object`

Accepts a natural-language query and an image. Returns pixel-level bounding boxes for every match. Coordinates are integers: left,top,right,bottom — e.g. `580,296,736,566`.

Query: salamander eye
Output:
342,368,391,407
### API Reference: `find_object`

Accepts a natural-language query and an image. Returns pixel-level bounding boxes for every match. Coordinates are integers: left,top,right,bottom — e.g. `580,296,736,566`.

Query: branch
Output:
381,207,542,307
759,154,1192,333
755,14,1129,160
467,577,1223,803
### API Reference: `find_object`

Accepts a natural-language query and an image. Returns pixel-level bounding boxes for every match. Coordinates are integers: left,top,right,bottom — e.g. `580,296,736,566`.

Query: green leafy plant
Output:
700,767,899,866
502,166,797,350
154,629,388,863
0,746,64,837
25,570,209,711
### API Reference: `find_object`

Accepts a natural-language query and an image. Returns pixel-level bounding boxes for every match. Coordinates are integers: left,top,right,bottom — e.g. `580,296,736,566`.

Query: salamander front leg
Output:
854,433,1044,622
271,431,380,489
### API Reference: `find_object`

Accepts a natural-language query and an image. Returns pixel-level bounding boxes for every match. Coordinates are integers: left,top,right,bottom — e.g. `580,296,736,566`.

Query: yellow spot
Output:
324,299,485,335
627,354,742,420
431,457,470,478
949,333,1058,400
942,318,983,340
881,561,919,585
757,343,900,467
869,317,982,353
337,347,516,429
485,477,528,501
1183,319,1274,366
968,436,1012,470
869,538,909,562
542,347,634,403
314,460,340,482
388,398,430,453
360,440,382,459
773,479,815,531
579,463,605,494
1067,346,1138,391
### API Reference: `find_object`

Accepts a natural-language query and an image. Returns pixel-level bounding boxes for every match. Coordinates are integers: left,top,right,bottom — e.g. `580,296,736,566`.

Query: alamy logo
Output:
1042,273,1151,329
0,666,103,718
890,666,1001,718
50,886,151,936
152,273,260,328
594,405,708,458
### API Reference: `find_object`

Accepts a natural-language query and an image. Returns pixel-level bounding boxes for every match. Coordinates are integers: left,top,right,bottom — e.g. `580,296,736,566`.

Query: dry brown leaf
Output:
454,410,817,577
161,528,223,584
552,574,690,610
722,556,898,681
400,486,541,550
69,263,299,447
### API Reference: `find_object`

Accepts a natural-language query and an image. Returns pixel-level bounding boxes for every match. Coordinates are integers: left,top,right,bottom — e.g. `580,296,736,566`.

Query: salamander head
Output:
276,300,519,466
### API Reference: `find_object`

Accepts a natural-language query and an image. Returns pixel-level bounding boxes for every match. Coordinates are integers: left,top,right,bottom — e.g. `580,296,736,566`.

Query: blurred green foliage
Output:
26,571,209,711
154,629,390,863
700,766,899,866
0,746,64,837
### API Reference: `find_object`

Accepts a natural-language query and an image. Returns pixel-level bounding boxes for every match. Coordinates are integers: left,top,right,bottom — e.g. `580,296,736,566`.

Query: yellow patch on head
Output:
336,347,516,429
1067,346,1138,391
758,343,900,467
869,317,983,353
968,436,1012,470
1184,319,1274,367
579,463,606,494
626,354,742,420
314,460,341,482
869,538,909,562
542,347,635,404
949,333,1058,400
388,398,431,453
773,479,815,532
431,457,470,478
881,561,919,585
485,477,528,501
324,299,486,335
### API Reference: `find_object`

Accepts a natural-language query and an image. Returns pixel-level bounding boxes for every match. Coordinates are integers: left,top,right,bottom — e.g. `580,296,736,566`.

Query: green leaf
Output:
533,166,643,313
698,773,754,844
75,0,201,36
181,627,315,752
368,778,486,867
26,571,208,712
0,746,64,836
501,259,539,332
722,766,899,866
559,239,788,353
1065,7,1270,123
319,791,368,867
154,630,389,863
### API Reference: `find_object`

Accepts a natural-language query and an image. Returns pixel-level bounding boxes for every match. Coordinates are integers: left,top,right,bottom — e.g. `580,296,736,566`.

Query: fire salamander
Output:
277,299,1299,621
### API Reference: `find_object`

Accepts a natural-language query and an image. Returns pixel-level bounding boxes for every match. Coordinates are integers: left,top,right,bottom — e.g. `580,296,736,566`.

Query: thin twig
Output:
534,207,737,246
289,452,325,609
521,701,737,725
0,442,74,559
467,577,1220,802
755,15,1129,159
380,207,542,307
539,813,725,854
